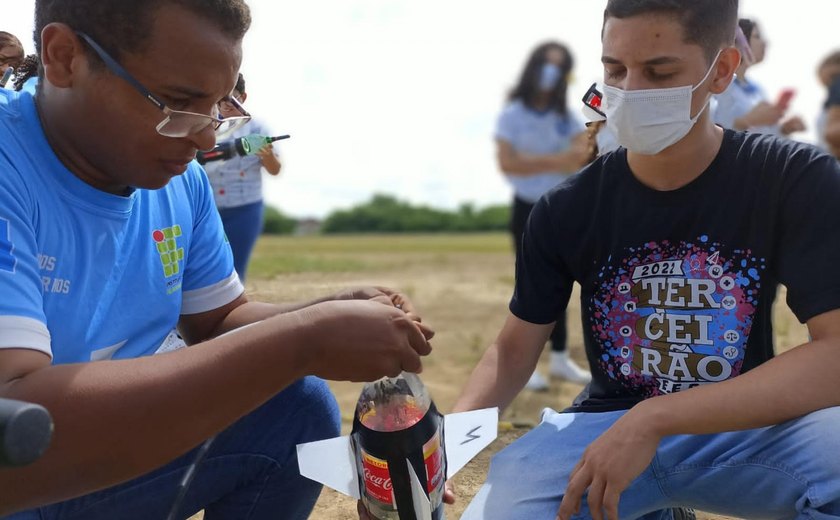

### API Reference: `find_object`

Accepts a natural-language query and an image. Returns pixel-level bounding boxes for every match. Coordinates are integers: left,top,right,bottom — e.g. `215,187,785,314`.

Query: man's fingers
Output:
603,483,620,520
413,320,435,340
557,468,589,520
356,500,372,520
586,479,606,520
443,480,457,504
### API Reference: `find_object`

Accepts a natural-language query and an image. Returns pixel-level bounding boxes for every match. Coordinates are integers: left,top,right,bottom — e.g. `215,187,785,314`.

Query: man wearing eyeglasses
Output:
0,1,434,519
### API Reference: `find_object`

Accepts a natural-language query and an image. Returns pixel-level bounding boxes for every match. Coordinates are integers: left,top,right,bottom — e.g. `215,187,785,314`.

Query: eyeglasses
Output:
75,31,251,138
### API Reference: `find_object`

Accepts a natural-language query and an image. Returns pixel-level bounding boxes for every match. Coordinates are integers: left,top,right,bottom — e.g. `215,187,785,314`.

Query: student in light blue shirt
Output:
494,41,595,389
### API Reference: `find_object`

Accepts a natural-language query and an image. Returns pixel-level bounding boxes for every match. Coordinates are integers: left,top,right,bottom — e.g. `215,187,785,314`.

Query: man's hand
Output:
301,299,434,382
331,286,431,333
256,143,282,175
556,408,661,520
780,115,807,135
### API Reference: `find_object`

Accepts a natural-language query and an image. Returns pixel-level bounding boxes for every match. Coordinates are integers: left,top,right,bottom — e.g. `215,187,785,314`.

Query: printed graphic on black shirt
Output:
590,236,766,396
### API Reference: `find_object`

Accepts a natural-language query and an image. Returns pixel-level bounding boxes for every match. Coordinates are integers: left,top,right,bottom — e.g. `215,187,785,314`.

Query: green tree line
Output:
262,194,510,234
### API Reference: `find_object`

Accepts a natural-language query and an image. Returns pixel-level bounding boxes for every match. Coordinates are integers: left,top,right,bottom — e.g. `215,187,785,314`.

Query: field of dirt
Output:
193,233,809,520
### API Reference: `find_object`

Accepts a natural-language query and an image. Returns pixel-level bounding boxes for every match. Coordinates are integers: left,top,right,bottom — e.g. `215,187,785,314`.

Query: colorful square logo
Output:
152,225,184,278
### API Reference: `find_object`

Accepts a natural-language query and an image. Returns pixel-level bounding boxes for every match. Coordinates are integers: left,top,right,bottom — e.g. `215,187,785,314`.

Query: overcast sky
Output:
6,1,838,218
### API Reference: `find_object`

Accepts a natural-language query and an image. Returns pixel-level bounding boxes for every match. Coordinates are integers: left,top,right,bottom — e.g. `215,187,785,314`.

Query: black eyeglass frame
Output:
75,31,251,138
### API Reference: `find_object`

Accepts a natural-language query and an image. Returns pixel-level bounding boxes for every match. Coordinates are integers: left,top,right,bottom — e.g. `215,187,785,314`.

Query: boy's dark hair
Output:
508,41,575,115
27,0,250,83
0,32,24,55
604,0,739,62
738,18,756,42
234,72,246,95
13,54,39,92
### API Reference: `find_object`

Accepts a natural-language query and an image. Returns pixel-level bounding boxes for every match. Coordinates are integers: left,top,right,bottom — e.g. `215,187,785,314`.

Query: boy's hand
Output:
556,407,661,520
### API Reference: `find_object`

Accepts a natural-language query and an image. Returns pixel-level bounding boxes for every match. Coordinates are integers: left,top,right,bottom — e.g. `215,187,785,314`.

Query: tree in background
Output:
321,194,510,234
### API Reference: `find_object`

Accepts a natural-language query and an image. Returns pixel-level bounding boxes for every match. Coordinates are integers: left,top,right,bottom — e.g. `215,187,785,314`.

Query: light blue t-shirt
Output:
0,89,243,364
495,99,586,203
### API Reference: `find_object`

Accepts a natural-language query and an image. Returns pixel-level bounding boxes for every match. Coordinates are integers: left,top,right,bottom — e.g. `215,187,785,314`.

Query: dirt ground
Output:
194,234,809,520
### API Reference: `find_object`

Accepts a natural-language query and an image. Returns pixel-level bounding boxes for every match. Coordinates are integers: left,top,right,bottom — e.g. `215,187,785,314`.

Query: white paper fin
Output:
408,458,432,520
296,435,360,499
443,407,498,479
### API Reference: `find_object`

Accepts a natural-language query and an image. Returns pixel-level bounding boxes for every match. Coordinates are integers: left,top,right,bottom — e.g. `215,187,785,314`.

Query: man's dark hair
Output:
234,72,246,95
30,0,250,75
508,41,575,115
604,0,739,62
738,18,756,42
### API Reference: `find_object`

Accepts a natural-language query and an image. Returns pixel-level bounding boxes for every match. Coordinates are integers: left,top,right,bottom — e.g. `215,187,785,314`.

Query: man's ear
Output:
40,23,86,88
238,92,248,104
709,46,740,95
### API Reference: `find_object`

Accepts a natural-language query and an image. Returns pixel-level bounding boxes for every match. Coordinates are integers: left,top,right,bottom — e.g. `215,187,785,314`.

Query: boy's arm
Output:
452,313,553,413
0,298,433,515
557,308,840,520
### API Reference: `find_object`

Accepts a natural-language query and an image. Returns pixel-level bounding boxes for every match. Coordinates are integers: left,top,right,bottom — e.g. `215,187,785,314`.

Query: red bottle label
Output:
361,449,394,506
423,432,444,493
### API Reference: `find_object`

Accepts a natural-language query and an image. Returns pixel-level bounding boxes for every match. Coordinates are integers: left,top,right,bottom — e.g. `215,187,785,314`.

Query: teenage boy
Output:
454,1,840,519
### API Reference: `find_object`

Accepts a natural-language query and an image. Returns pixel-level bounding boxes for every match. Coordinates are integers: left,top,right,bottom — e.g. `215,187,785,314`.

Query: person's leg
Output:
461,409,671,520
218,200,264,282
656,406,840,519
11,376,340,520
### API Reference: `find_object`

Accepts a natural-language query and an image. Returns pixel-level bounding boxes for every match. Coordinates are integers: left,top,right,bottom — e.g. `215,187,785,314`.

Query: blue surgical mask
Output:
539,63,563,91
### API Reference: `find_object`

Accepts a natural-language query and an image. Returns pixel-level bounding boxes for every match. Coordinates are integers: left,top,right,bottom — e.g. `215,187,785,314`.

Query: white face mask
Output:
602,51,721,155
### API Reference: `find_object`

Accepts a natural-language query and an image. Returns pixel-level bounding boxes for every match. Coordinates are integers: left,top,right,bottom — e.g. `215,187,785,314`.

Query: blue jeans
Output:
218,201,264,282
462,407,840,520
7,376,340,520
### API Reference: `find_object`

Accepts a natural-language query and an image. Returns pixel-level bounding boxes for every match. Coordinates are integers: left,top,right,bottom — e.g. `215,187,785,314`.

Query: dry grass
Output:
190,233,809,520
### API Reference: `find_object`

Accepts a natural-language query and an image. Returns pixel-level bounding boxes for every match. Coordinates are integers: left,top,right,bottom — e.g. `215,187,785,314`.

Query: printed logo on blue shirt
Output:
152,225,184,278
0,218,17,273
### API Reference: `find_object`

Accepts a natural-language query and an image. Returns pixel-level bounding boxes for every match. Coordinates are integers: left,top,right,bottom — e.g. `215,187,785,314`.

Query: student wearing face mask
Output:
494,41,595,390
451,1,840,519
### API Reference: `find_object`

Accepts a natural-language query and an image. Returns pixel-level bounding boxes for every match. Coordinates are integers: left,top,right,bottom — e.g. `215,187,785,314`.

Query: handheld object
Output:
776,88,795,111
197,134,290,165
582,82,606,122
297,373,498,520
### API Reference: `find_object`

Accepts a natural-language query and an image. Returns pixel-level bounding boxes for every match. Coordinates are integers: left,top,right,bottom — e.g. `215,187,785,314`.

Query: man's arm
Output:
452,313,553,413
178,286,417,344
557,308,840,520
496,136,591,177
0,298,433,515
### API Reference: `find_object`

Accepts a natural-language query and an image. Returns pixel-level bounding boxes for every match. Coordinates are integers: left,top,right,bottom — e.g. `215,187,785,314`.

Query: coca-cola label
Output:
361,449,395,506
423,432,444,495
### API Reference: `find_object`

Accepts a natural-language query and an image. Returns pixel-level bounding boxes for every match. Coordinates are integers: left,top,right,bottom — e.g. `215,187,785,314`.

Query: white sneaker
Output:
549,351,591,385
524,371,550,391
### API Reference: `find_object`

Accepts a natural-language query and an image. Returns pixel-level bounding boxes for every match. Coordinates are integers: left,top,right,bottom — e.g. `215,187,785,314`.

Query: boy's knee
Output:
287,376,341,440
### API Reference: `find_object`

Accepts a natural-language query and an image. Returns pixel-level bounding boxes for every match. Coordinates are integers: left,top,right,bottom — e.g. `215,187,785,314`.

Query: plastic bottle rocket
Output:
196,134,289,165
354,373,445,519
297,372,498,520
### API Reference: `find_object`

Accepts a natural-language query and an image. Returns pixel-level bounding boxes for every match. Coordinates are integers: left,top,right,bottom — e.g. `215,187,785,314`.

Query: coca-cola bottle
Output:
352,372,446,520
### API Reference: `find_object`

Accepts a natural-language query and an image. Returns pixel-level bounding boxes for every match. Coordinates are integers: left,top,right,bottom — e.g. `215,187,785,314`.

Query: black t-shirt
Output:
511,130,840,412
